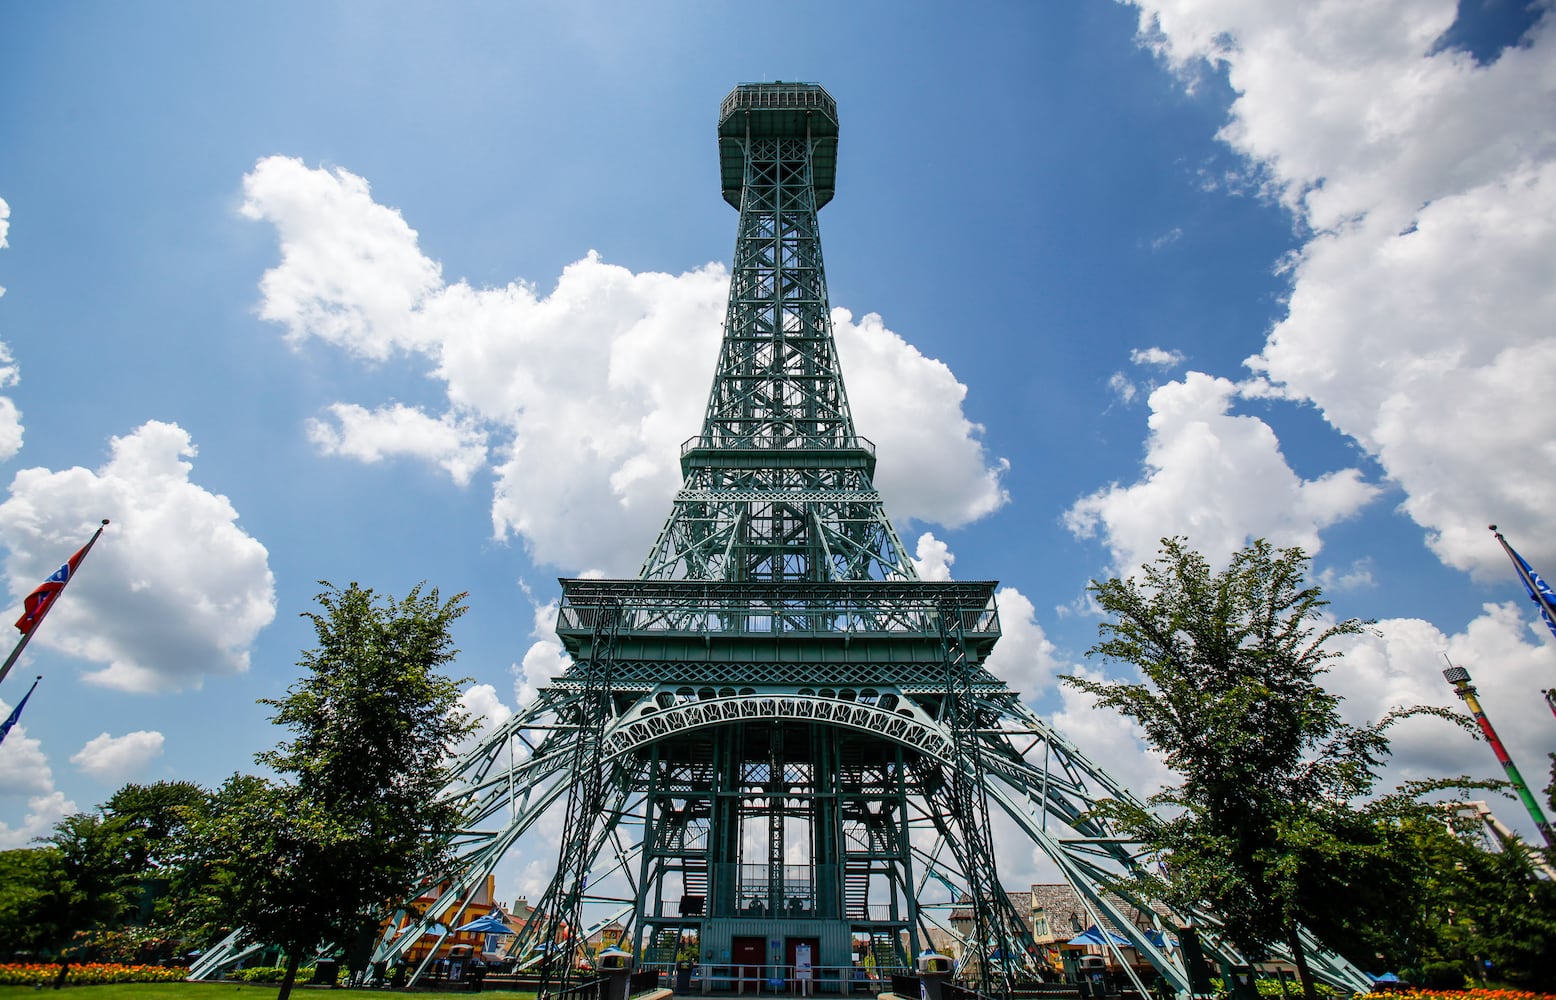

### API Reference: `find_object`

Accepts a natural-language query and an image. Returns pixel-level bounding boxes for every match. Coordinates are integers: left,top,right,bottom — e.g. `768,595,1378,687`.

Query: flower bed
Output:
0,963,187,986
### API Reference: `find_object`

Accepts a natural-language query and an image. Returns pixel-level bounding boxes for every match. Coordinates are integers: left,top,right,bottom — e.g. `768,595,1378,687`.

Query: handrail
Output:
681,432,876,457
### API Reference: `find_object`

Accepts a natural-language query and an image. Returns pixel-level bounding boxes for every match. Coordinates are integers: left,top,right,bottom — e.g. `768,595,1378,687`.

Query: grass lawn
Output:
0,988,536,1000
0,989,284,1000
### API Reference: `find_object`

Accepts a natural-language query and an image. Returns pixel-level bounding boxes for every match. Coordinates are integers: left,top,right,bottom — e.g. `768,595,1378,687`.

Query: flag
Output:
0,521,107,690
0,675,40,747
14,542,93,633
1492,526,1556,641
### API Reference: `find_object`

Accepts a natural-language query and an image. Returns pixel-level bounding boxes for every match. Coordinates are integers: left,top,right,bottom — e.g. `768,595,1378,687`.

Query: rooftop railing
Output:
721,83,838,124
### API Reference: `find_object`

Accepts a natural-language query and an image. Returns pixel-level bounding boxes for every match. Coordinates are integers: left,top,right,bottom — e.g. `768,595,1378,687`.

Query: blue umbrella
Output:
1066,926,1131,947
455,913,516,934
396,921,448,937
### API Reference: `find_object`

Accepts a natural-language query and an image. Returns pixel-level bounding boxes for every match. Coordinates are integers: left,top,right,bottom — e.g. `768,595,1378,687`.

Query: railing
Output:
682,964,898,995
557,977,607,1000
720,84,838,123
557,581,999,642
680,432,875,458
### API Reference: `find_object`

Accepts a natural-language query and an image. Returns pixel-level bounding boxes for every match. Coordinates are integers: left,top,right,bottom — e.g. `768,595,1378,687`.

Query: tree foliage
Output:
0,812,144,985
0,846,65,954
1066,539,1474,999
1387,818,1556,991
194,582,475,1000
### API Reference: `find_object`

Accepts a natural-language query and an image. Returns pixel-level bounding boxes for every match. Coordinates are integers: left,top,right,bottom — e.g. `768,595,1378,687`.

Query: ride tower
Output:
356,83,1371,999
534,81,1032,991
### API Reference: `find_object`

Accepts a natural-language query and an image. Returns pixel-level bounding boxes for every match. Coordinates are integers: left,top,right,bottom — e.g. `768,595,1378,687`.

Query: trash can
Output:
599,946,634,1000
677,962,695,992
1078,956,1108,998
1225,964,1258,1000
917,951,954,1000
311,960,340,986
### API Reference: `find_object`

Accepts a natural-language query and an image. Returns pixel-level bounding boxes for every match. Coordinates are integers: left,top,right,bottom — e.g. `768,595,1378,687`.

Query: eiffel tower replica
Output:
191,83,1370,997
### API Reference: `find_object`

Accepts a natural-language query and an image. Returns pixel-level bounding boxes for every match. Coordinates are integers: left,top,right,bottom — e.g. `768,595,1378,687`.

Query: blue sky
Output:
1,1,1554,892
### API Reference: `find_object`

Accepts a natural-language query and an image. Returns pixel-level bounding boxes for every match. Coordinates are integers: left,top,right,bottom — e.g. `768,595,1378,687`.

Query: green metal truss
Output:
189,83,1369,999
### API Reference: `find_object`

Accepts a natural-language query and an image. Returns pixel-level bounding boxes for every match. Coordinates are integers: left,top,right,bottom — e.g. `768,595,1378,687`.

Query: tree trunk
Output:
277,952,303,1000
1286,927,1317,1000
52,960,69,990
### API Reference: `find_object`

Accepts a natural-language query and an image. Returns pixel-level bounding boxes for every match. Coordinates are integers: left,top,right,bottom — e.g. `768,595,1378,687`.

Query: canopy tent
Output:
1067,926,1132,948
395,921,449,937
454,913,517,935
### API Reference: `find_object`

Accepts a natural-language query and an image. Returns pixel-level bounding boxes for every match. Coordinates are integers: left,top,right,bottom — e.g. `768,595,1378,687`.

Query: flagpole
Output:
1489,523,1556,636
0,519,110,689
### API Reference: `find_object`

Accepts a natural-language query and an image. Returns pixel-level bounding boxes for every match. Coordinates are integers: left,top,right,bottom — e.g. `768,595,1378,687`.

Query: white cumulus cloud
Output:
514,596,568,708
70,730,165,783
0,345,22,464
457,682,514,751
0,197,22,460
0,420,276,692
241,156,1010,575
832,309,1010,529
1130,346,1185,368
0,791,75,850
0,692,54,797
308,402,488,486
911,532,955,582
1124,0,1556,574
1065,372,1379,575
1041,597,1556,844
983,586,1064,699
239,158,442,359
0,684,76,849
1326,602,1556,805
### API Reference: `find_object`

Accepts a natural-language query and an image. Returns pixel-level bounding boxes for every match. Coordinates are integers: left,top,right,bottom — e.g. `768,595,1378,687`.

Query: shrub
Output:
230,965,319,983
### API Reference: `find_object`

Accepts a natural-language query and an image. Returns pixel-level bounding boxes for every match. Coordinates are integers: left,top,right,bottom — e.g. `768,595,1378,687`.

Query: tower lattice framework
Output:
190,84,1373,998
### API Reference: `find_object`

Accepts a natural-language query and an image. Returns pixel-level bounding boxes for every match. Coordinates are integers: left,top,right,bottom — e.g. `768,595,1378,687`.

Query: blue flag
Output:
1498,530,1556,641
1514,550,1556,640
0,676,40,747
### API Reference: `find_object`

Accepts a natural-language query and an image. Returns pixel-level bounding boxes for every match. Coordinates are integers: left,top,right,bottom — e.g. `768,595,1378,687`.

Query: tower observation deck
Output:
336,83,1370,1000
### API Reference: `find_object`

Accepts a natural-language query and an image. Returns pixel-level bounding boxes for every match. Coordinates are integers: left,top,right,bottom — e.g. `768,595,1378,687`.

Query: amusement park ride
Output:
191,83,1370,997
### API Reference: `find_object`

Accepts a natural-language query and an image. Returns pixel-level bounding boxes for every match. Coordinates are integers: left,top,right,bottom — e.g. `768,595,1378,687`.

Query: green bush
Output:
1208,976,1338,999
229,965,319,983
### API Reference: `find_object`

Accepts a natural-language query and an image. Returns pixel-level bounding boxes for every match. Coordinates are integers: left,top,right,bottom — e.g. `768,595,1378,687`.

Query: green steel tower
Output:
193,84,1372,998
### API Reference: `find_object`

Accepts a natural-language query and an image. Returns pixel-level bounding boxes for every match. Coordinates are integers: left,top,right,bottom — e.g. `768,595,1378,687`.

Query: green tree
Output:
0,846,62,957
15,812,145,985
196,582,474,1000
102,779,212,949
1390,818,1556,991
104,780,209,867
1066,539,1469,1000
0,786,213,971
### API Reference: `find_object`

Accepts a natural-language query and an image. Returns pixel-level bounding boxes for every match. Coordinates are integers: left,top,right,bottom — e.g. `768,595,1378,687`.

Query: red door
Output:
733,937,765,992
